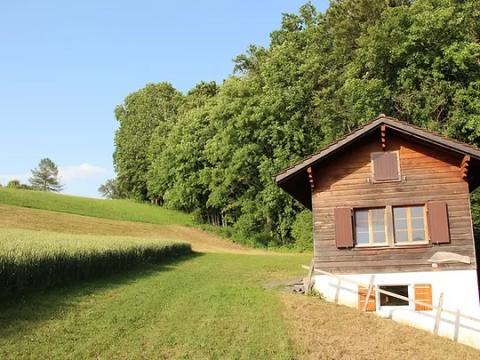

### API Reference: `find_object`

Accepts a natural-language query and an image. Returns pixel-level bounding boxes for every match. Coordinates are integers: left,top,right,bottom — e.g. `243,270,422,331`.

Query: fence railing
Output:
302,264,480,338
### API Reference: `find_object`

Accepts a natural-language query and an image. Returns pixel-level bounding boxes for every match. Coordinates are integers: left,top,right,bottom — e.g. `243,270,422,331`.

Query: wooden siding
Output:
312,132,476,274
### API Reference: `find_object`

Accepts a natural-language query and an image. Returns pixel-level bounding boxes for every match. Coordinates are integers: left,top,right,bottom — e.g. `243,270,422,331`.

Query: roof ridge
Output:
274,115,388,178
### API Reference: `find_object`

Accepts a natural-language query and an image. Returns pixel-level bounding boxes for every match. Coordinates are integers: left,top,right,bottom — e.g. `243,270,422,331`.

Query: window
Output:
351,205,431,248
393,206,427,244
371,151,400,182
354,208,387,246
379,285,409,307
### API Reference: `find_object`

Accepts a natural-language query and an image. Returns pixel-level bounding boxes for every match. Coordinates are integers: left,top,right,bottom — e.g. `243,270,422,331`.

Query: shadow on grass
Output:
0,252,203,334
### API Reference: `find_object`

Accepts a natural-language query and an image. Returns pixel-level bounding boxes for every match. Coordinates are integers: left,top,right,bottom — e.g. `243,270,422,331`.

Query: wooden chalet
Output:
276,115,480,347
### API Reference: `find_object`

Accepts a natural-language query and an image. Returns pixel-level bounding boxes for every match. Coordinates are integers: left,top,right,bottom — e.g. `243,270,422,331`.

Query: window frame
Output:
354,207,389,247
378,284,412,309
370,150,401,183
353,204,430,249
393,205,429,246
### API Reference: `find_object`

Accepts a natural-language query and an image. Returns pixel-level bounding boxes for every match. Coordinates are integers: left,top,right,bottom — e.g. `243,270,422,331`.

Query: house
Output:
276,115,480,348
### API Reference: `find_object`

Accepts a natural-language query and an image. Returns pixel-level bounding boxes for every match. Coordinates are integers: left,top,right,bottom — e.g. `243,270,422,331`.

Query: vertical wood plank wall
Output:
312,131,476,274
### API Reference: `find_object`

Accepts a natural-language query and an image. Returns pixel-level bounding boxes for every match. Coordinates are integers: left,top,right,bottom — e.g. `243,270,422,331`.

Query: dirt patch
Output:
281,293,480,360
0,205,267,254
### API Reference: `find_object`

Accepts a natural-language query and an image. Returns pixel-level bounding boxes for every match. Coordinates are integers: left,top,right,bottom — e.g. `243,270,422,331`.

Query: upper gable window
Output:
371,151,400,182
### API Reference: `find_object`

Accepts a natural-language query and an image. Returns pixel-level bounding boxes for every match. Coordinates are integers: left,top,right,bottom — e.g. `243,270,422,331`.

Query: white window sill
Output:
355,243,389,248
394,241,429,246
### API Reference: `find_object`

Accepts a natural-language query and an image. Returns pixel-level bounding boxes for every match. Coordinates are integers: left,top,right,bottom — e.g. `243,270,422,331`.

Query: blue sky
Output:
0,0,328,197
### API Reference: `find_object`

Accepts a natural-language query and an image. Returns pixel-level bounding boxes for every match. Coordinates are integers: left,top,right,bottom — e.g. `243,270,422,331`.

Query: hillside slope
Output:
0,188,192,226
0,204,264,254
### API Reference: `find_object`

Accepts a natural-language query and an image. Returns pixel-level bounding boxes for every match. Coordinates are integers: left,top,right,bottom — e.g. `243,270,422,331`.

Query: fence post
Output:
334,278,341,304
433,292,444,335
304,259,314,294
363,275,375,312
454,308,461,342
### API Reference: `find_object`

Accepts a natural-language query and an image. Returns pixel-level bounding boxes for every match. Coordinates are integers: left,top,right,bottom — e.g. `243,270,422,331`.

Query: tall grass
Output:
0,229,191,300
0,188,193,226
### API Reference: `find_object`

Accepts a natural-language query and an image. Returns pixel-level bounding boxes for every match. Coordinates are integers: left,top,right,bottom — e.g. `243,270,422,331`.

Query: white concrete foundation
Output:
313,270,480,349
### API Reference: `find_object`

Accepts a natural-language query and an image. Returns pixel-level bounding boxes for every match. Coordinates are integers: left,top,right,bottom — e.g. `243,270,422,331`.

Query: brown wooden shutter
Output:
334,208,354,248
358,286,376,311
427,202,450,244
372,152,399,181
414,284,432,311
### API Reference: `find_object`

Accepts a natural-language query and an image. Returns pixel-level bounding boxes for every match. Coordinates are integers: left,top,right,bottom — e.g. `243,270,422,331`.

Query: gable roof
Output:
275,115,480,209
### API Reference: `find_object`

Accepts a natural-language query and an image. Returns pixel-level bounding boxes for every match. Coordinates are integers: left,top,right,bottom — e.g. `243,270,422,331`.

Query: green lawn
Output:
0,253,308,359
0,188,193,226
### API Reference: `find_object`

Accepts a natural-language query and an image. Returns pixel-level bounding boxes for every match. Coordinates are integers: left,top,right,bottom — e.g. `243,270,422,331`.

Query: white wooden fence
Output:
302,264,480,339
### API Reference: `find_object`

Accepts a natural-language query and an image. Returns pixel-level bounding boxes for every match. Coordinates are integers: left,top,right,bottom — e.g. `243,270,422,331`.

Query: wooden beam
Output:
363,275,375,312
381,125,387,150
460,155,471,180
307,166,314,190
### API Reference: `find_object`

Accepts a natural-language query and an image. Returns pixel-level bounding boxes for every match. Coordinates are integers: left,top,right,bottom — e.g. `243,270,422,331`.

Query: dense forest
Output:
113,0,480,248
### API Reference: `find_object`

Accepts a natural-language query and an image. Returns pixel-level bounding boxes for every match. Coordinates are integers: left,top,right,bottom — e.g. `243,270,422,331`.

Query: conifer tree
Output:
29,158,63,192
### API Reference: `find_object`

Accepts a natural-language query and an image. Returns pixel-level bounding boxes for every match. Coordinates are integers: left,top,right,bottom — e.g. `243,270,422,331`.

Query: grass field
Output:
0,191,479,358
0,187,193,226
1,253,479,359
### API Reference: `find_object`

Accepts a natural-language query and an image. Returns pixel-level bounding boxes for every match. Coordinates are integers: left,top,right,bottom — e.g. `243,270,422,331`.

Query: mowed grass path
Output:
0,188,193,226
0,253,307,359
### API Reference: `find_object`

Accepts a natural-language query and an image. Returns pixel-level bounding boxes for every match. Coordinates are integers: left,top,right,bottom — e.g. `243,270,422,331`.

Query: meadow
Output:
0,187,193,225
0,191,478,359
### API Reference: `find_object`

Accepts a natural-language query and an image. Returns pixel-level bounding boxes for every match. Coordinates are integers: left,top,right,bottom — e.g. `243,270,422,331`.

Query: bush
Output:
0,229,192,301
6,180,31,190
291,210,313,252
7,179,22,189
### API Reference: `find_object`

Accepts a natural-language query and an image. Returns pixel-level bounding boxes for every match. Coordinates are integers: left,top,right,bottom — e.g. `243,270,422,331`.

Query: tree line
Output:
112,0,480,248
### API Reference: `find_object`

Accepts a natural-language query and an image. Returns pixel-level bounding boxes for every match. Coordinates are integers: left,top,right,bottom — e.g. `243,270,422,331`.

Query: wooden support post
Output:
461,155,470,180
381,125,387,150
363,275,375,312
433,292,444,335
307,167,314,190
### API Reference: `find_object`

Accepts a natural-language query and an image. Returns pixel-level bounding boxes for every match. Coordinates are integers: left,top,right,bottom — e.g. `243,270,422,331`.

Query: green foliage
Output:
7,180,20,189
291,210,313,251
112,0,480,246
7,180,21,189
6,179,31,190
0,229,191,300
29,158,63,192
114,83,183,200
98,178,122,199
0,187,193,226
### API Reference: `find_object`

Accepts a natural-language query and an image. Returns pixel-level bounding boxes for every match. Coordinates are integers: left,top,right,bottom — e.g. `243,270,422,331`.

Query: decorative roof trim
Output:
275,115,480,185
